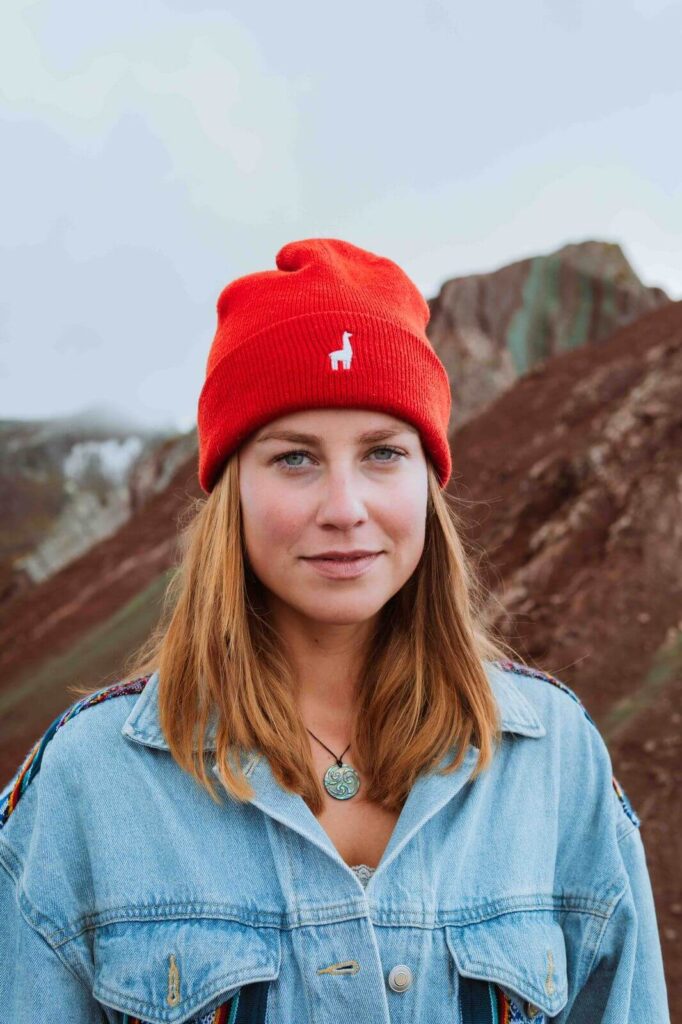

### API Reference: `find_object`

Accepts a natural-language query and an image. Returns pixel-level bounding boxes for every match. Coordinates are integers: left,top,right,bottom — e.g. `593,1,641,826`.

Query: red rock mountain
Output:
427,239,668,431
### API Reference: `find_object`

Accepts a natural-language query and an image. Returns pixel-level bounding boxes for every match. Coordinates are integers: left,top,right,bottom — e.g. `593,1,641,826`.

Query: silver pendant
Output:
323,762,360,800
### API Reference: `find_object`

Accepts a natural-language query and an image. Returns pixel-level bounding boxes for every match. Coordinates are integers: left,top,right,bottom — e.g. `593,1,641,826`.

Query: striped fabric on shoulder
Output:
493,658,597,727
0,675,151,828
492,658,640,828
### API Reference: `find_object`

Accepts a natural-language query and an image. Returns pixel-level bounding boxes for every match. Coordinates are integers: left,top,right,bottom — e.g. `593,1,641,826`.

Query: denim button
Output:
387,964,413,992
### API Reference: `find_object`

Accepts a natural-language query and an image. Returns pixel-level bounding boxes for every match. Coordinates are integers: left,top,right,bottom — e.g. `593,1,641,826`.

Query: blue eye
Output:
273,446,405,471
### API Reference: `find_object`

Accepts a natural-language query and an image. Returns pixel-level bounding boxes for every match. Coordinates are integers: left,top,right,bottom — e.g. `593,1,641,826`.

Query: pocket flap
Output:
445,912,568,1017
92,918,281,1024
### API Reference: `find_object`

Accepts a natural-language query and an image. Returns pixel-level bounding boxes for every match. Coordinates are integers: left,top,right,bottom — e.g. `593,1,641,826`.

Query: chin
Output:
295,594,386,626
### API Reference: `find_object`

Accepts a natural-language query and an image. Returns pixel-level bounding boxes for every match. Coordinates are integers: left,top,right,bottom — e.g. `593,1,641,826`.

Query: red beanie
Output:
197,237,452,493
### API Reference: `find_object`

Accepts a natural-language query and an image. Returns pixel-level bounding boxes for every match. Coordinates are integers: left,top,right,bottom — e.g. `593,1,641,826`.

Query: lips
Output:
302,552,382,579
304,551,379,560
311,555,370,562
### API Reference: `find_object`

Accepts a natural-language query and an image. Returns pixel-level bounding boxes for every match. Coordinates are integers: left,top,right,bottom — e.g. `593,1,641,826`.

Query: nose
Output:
314,465,369,529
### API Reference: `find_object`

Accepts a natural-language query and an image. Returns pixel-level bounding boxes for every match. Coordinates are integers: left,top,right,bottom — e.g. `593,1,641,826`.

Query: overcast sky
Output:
1,0,680,432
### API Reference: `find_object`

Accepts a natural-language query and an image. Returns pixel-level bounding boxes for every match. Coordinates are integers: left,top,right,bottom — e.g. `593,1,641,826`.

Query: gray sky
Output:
2,0,680,432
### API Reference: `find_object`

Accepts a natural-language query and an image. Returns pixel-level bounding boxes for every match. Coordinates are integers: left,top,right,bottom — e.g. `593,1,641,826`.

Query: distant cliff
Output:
427,239,669,432
0,407,196,603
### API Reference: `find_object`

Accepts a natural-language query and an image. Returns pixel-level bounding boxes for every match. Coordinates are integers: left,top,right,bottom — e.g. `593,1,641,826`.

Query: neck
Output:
268,599,377,738
293,637,366,735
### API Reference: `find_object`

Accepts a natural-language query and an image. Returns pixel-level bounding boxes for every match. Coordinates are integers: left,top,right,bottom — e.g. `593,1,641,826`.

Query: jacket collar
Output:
121,659,545,757
121,661,545,877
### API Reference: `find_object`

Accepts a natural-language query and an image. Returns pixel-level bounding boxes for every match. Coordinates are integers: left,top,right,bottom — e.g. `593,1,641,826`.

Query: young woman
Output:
0,238,670,1023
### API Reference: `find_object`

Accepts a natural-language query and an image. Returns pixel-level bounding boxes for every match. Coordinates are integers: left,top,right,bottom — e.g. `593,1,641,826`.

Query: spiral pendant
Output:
323,761,360,800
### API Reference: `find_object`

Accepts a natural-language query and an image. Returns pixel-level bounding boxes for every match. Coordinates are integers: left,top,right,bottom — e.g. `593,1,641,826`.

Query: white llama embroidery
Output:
328,331,353,370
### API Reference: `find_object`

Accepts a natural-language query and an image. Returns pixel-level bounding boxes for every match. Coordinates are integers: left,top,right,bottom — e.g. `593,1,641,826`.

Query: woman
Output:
0,238,670,1022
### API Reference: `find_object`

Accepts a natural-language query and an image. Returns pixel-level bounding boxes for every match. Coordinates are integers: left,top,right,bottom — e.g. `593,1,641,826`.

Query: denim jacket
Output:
0,659,670,1023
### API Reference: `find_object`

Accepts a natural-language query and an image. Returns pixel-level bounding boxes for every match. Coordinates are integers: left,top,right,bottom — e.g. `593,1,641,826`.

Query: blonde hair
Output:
85,452,524,816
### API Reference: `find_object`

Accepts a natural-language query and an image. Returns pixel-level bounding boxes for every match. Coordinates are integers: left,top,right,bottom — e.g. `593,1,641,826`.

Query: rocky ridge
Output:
427,239,668,432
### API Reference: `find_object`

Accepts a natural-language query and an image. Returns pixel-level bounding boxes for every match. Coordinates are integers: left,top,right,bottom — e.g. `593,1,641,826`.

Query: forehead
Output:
254,408,419,441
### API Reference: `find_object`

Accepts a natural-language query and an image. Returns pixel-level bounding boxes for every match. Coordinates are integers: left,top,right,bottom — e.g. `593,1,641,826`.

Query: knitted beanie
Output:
197,237,452,493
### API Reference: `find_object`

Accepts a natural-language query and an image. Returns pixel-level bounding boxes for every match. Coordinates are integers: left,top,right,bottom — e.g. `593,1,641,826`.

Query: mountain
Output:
448,298,682,1012
0,406,196,605
427,239,669,432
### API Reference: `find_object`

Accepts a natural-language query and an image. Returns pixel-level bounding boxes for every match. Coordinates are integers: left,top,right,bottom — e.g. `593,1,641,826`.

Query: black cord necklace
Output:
306,727,361,800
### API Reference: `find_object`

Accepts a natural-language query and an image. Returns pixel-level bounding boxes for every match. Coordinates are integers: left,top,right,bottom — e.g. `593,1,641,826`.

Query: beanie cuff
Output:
198,310,451,493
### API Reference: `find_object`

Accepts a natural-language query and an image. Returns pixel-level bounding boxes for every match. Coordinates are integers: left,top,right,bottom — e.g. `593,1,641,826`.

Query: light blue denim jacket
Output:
0,659,670,1023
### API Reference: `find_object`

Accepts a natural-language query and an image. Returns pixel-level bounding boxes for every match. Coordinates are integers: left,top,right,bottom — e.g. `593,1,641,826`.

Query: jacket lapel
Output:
121,661,545,872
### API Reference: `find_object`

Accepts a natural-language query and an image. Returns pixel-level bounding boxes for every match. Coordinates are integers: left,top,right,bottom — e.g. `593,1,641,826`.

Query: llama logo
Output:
328,330,353,370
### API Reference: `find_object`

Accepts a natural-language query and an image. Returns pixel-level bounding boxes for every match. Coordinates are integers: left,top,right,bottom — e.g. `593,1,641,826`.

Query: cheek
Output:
387,478,428,536
241,481,305,554
402,511,427,562
380,498,428,570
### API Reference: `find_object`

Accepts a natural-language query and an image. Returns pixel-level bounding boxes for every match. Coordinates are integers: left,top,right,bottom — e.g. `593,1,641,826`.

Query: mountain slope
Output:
427,239,669,431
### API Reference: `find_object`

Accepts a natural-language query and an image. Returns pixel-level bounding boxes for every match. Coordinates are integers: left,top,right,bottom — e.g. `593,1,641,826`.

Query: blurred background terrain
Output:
2,0,681,1012
1,239,680,1008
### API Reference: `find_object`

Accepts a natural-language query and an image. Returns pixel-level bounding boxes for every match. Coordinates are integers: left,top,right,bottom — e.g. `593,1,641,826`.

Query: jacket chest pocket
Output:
92,918,281,1024
445,912,569,1022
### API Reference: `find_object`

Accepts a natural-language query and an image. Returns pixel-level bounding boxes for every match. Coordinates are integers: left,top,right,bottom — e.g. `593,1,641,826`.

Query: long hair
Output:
99,455,522,815
107,452,520,819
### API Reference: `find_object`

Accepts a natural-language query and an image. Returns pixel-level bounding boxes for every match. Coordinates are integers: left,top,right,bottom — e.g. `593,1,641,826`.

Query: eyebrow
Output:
255,426,417,445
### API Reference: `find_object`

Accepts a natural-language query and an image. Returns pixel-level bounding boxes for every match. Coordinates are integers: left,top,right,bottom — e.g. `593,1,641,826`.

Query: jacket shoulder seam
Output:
492,658,598,725
493,659,641,829
0,676,152,831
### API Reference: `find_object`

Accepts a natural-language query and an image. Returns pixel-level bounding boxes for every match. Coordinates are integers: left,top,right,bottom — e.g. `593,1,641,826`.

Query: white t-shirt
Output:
350,863,376,887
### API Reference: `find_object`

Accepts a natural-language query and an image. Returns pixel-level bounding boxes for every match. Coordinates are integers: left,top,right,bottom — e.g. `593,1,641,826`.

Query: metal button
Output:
387,964,413,992
525,1002,542,1019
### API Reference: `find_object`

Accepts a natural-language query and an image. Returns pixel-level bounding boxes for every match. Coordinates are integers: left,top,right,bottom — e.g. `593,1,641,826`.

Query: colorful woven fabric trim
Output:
493,658,641,828
123,999,235,1024
0,675,151,829
121,980,270,1024
459,976,545,1022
